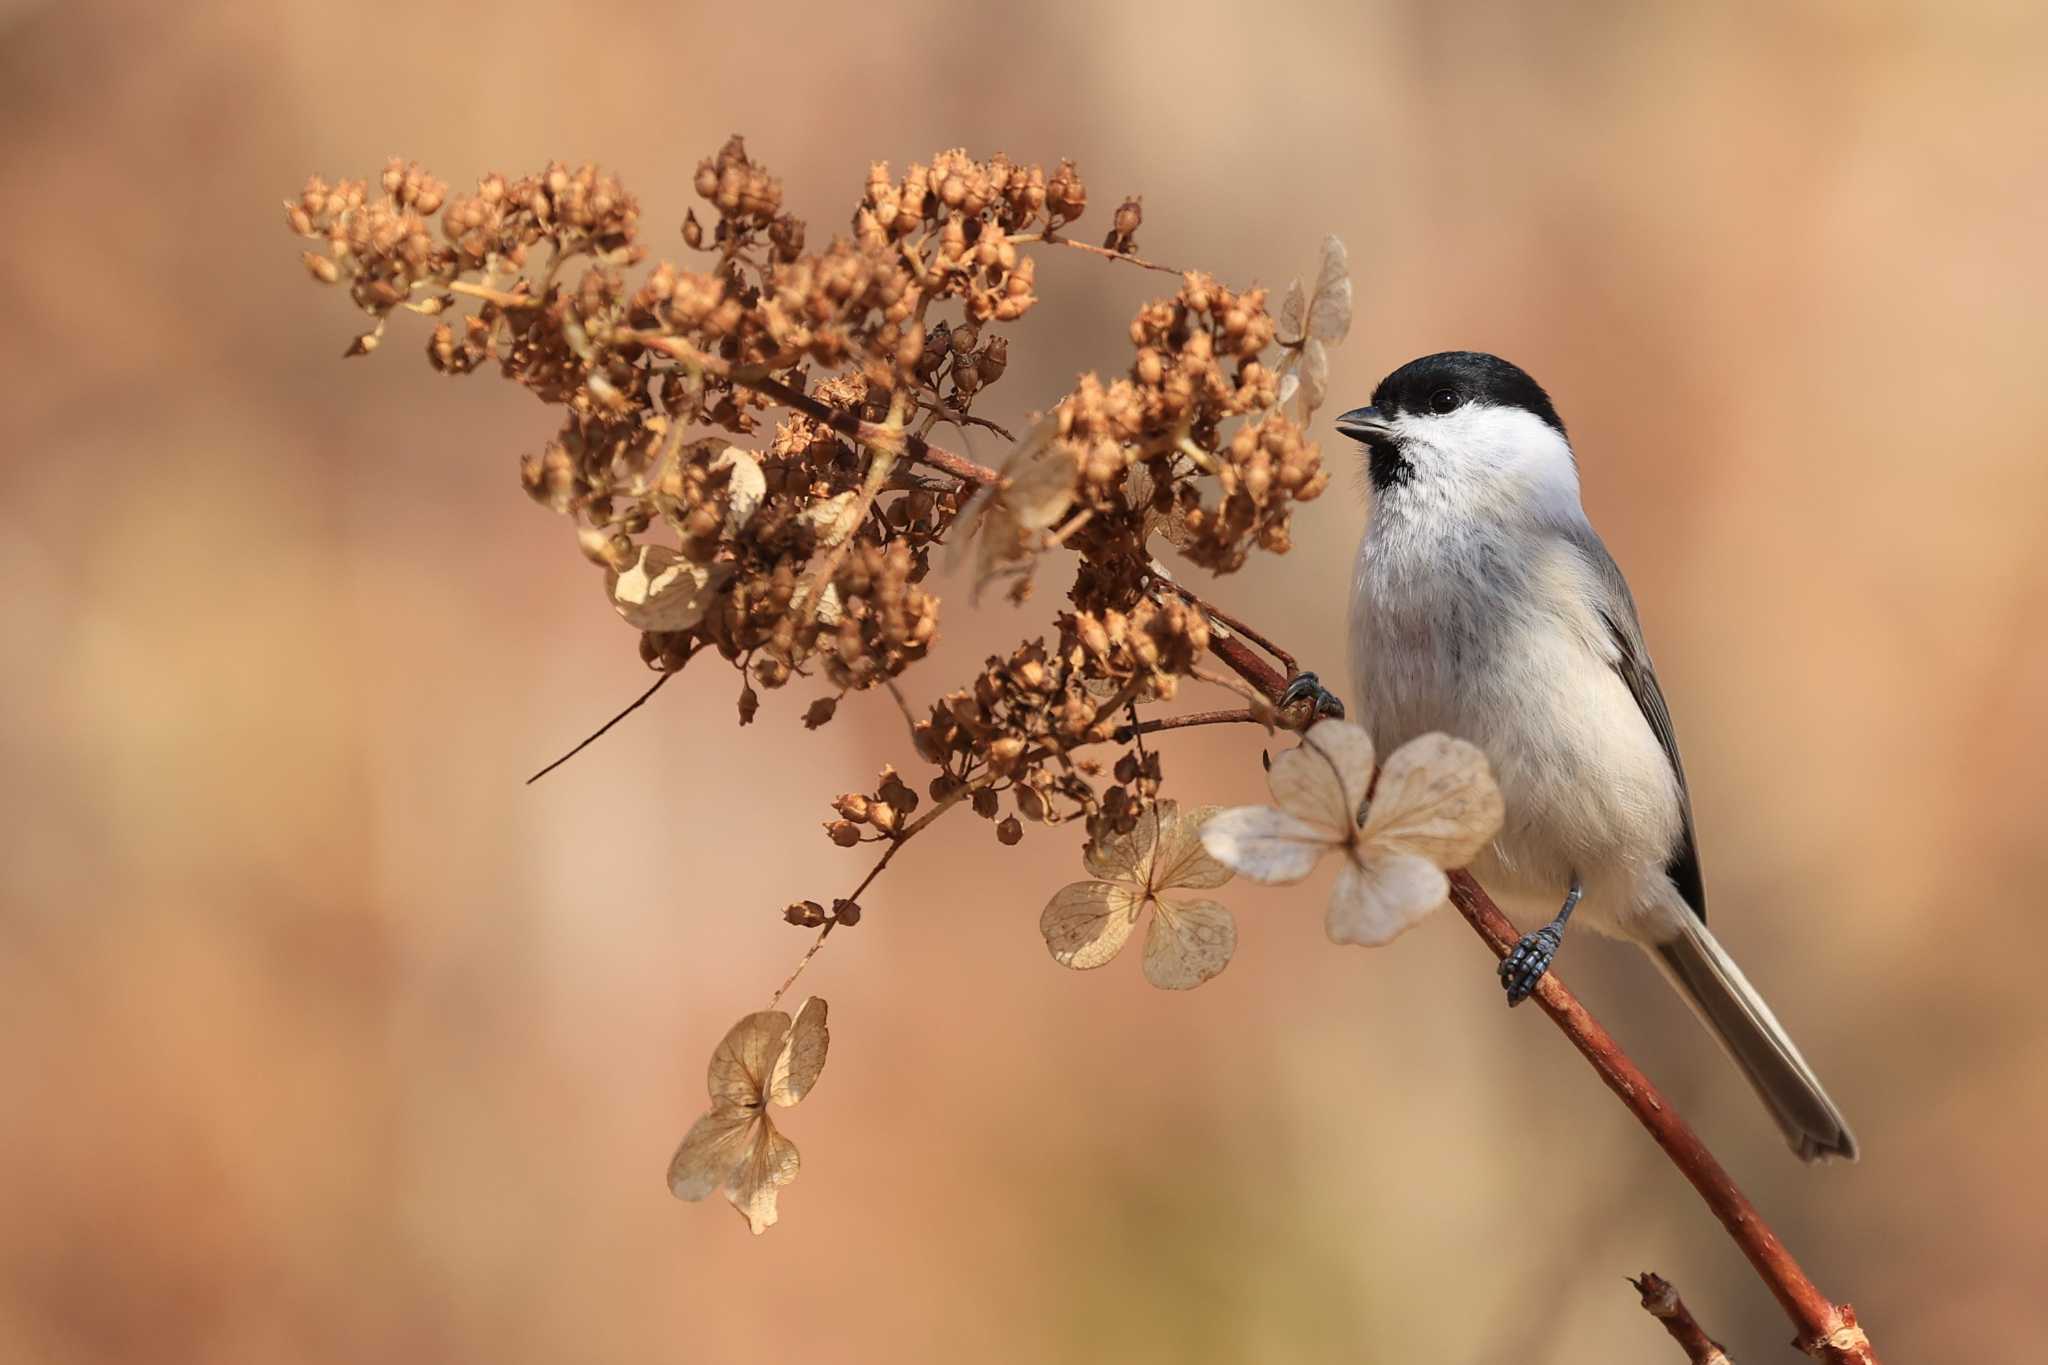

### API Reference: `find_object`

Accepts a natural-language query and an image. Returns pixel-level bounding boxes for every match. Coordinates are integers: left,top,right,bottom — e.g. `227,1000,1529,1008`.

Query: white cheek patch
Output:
1390,404,1581,521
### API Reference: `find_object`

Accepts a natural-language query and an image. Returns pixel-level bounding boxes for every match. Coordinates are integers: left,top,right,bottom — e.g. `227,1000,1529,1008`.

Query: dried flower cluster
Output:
288,138,1358,1232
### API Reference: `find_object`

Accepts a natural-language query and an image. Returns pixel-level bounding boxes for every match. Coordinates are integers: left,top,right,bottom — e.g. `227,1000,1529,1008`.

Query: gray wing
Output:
1567,525,1707,921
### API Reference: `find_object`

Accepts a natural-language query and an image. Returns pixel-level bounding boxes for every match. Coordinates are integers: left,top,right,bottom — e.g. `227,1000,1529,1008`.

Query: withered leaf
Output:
608,545,731,632
1308,234,1352,343
1277,277,1308,347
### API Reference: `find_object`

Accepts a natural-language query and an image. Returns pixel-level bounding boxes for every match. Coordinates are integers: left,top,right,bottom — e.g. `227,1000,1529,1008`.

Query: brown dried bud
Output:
976,336,1008,386
833,793,871,822
769,213,806,262
827,820,862,848
996,816,1023,846
832,899,862,927
1016,785,1047,822
920,320,951,379
682,209,704,249
1046,159,1086,223
738,683,760,725
804,696,839,729
877,769,918,815
971,787,1001,819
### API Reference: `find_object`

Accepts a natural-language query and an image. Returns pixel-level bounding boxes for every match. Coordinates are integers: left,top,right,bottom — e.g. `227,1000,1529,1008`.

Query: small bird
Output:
1307,351,1856,1161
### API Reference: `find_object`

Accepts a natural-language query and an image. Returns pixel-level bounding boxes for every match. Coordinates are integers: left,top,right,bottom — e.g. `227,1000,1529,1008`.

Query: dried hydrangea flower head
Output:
668,997,829,1234
1040,800,1238,989
288,138,1359,1230
1201,721,1503,946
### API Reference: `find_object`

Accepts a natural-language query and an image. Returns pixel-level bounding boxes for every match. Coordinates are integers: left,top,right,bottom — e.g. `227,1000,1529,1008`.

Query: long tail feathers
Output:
1647,916,1859,1162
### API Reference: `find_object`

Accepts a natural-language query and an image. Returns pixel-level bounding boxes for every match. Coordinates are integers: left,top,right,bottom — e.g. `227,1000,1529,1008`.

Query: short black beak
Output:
1334,406,1391,441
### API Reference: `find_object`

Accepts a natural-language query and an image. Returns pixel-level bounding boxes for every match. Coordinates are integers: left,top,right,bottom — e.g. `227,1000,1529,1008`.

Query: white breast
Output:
1350,516,1684,938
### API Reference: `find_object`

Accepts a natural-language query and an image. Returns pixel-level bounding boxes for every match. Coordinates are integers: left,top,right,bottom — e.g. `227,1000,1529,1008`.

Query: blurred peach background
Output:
4,1,2045,1360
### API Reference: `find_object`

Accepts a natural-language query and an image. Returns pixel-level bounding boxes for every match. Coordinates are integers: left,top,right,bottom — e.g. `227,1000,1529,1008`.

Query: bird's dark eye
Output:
1428,387,1462,414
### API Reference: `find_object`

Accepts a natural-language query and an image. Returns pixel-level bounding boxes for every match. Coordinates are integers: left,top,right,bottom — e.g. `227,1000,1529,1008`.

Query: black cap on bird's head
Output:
1335,352,1567,490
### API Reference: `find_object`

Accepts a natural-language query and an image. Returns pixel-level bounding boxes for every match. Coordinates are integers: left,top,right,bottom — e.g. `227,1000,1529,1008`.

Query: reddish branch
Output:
1632,1273,1735,1364
1449,871,1878,1363
1152,574,1300,675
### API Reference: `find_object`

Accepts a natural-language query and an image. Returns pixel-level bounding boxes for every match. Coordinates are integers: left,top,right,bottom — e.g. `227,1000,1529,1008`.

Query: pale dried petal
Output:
1084,824,1142,882
1308,234,1352,343
1277,277,1308,346
945,482,999,575
712,446,766,534
1079,673,1122,701
969,502,1035,606
1145,802,1232,892
949,411,1065,583
1006,439,1079,532
815,581,844,626
1199,805,1335,883
1326,852,1448,946
608,545,730,632
1040,880,1140,969
768,996,829,1108
1276,372,1300,410
1142,898,1236,990
1298,338,1329,421
803,490,860,547
667,1105,757,1201
1089,802,1155,888
726,1120,800,1235
1126,462,1191,549
1266,719,1377,831
705,1010,788,1108
1358,733,1504,867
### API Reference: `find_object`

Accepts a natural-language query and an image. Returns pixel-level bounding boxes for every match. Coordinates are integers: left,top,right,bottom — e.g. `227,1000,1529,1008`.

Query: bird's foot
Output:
1499,924,1564,1006
1277,671,1345,724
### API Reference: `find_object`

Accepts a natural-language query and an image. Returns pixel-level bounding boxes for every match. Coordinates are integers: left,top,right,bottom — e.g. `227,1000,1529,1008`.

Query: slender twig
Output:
793,392,906,619
1189,663,1271,708
930,407,1018,443
1008,231,1184,276
769,786,969,1007
1632,1273,1735,1365
1111,707,1265,743
524,672,672,784
1210,635,1881,1365
746,370,1000,489
1047,507,1095,548
881,678,921,741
